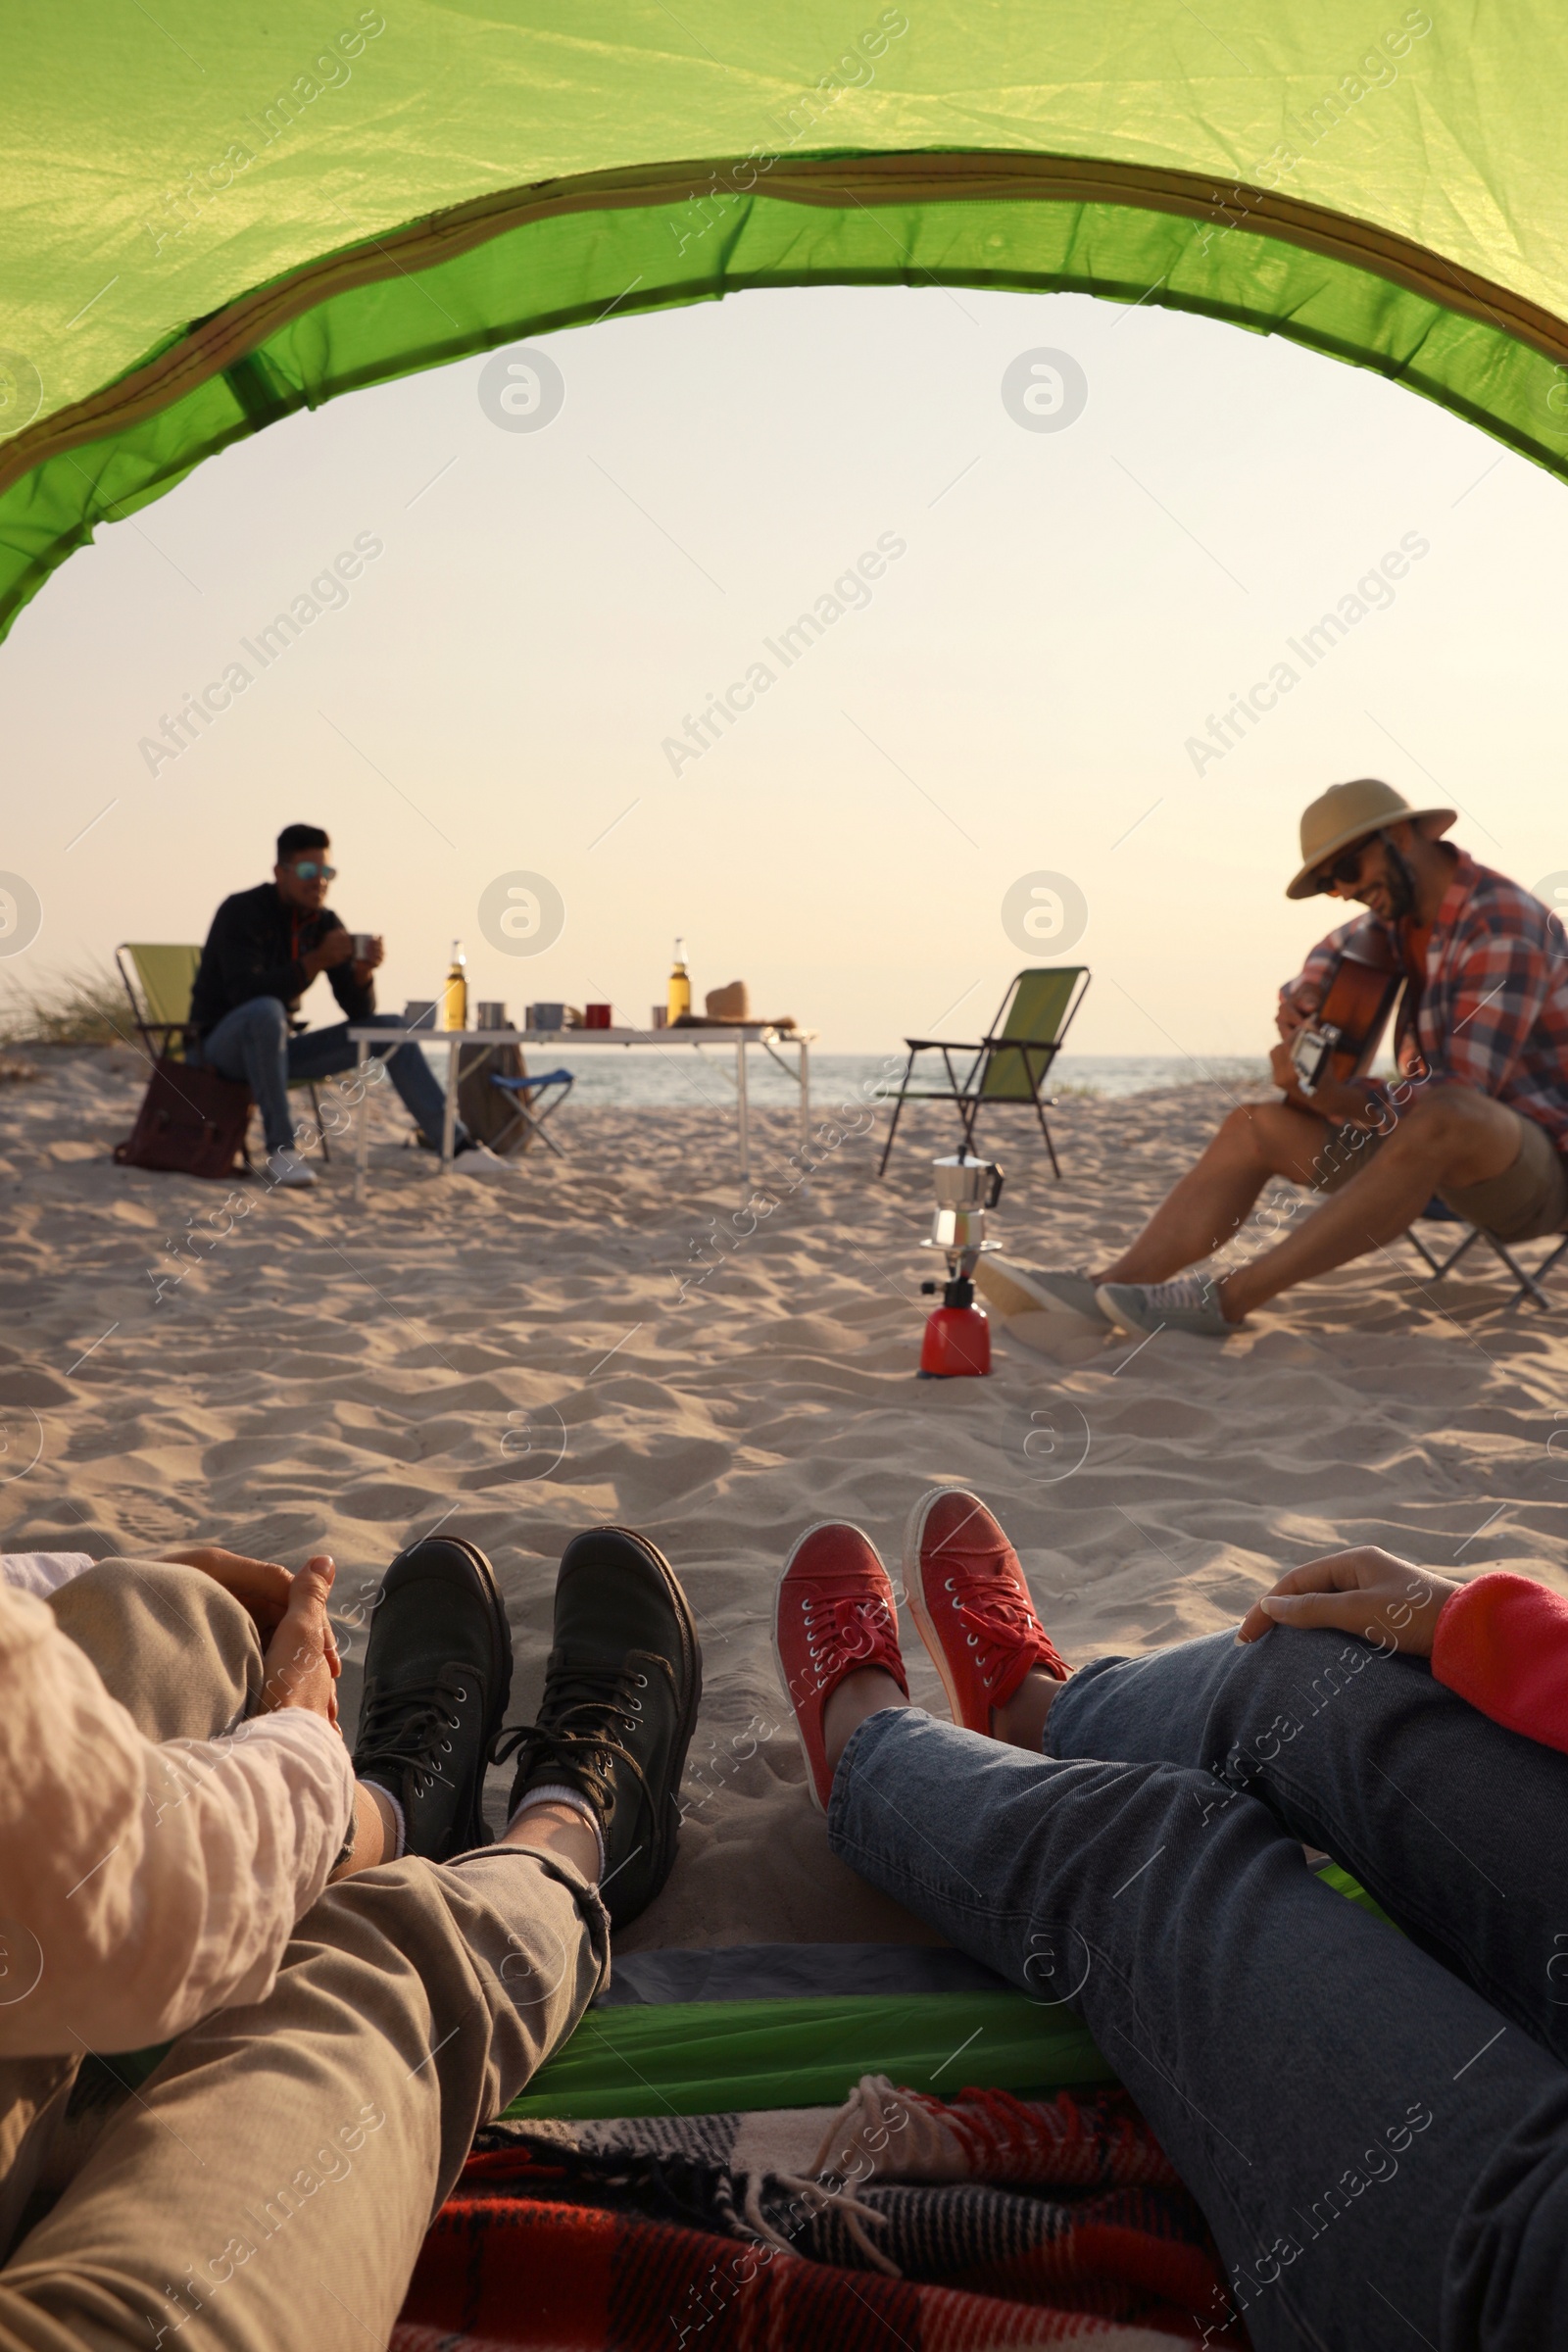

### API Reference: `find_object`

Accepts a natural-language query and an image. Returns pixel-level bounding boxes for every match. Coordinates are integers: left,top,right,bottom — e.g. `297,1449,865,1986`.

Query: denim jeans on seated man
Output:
198,995,467,1158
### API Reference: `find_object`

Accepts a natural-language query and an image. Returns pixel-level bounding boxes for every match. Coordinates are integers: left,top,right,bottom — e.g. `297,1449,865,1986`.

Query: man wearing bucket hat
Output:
981,779,1568,1338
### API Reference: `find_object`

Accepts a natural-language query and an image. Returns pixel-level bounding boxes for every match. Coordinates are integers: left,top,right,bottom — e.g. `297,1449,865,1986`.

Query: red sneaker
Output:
773,1522,908,1810
903,1489,1066,1732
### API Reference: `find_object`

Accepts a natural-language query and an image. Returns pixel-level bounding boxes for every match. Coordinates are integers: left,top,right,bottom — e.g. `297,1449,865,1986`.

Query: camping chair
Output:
877,966,1090,1179
116,942,332,1162
114,943,201,1058
488,1066,575,1157
1406,1196,1568,1313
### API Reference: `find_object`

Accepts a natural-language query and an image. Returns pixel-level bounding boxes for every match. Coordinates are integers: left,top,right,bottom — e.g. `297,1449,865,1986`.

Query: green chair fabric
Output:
979,968,1089,1103
5,7,1568,648
116,943,202,1057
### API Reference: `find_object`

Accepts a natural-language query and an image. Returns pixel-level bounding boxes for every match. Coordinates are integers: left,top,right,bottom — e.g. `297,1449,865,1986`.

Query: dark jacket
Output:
189,882,374,1036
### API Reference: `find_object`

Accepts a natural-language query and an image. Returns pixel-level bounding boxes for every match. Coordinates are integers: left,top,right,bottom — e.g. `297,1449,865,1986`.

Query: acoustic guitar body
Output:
1282,919,1403,1113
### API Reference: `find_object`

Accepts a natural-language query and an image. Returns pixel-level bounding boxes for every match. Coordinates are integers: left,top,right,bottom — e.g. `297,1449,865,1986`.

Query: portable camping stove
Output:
917,1152,1004,1377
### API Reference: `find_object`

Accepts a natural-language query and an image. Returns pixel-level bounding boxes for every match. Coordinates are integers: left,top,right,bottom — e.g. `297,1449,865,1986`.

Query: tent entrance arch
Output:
7,12,1568,648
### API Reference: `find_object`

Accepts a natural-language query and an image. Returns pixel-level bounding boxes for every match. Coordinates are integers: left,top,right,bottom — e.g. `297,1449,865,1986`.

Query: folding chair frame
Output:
286,1025,333,1165
489,1068,575,1157
1407,1207,1568,1313
877,968,1091,1179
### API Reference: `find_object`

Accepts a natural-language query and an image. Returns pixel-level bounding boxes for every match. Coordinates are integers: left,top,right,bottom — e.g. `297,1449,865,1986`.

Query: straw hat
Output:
1286,778,1456,900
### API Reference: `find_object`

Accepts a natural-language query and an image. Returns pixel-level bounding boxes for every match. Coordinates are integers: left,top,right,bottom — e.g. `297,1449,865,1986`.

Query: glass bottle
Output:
667,936,691,1025
443,940,468,1031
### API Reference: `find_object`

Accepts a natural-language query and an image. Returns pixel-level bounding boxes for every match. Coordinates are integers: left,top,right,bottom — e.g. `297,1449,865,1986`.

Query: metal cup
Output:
351,932,374,960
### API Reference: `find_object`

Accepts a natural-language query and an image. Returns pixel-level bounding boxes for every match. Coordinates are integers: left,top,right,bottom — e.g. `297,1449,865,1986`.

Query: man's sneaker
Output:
1096,1274,1237,1339
267,1147,318,1189
494,1528,701,1929
903,1488,1067,1733
773,1523,907,1812
352,1537,513,1860
974,1259,1109,1324
454,1139,517,1185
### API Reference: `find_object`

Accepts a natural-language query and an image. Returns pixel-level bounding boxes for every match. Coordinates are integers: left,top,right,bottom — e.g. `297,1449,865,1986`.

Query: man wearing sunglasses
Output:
982,778,1568,1338
190,822,510,1188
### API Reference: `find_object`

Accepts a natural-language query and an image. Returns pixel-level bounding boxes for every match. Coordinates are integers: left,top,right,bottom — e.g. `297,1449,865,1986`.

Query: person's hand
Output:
1268,1038,1367,1110
311,929,356,974
1269,1039,1301,1094
1275,981,1321,1043
1269,1042,1385,1129
160,1545,296,1638
1237,1546,1461,1657
258,1554,342,1726
1295,1071,1387,1128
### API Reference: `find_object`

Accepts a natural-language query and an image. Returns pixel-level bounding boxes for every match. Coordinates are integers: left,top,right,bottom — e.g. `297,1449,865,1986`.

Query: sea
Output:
436,1048,1281,1109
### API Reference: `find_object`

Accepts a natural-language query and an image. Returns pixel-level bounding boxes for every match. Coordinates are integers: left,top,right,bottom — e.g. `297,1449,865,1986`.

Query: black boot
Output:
494,1527,702,1928
352,1537,513,1860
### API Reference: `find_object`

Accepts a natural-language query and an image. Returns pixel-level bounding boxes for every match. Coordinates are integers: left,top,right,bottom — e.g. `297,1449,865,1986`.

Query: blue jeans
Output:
1048,1626,1568,2069
829,1636,1568,2348
198,998,464,1155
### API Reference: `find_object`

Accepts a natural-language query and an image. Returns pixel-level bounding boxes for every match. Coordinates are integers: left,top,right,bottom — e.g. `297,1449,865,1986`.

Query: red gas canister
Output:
918,1302,992,1378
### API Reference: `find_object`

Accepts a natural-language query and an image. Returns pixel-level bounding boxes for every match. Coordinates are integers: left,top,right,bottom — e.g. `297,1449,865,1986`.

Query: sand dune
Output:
3,1045,1565,1950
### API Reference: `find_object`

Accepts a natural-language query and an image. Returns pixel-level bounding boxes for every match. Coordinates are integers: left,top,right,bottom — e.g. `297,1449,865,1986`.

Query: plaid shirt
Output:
1290,851,1568,1148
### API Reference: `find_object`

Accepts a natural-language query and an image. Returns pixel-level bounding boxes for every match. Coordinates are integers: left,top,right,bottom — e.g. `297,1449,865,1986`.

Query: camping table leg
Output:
354,1039,368,1210
736,1036,750,1192
798,1036,810,1157
440,1036,460,1174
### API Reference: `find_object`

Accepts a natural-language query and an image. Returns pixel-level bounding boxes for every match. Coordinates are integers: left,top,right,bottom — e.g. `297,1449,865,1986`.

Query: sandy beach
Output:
4,1046,1566,1953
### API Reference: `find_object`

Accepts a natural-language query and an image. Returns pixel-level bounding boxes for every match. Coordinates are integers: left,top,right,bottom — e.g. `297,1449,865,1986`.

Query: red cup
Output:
585,1003,612,1029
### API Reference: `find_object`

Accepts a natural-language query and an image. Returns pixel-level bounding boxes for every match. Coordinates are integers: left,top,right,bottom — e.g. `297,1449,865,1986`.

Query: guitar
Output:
1282,918,1404,1113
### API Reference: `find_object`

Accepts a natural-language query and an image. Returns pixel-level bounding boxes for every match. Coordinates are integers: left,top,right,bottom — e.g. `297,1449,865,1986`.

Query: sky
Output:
3,279,1565,1057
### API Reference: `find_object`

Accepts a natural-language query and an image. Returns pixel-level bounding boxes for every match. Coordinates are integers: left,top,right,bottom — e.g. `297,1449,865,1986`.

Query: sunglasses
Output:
287,859,337,881
1314,835,1377,893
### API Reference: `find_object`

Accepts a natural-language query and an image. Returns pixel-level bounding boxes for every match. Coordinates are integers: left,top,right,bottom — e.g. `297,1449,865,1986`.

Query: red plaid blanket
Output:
393,2083,1243,2350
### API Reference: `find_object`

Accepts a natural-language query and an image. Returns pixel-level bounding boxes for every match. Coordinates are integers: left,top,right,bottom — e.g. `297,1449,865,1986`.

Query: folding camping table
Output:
347,1024,814,1208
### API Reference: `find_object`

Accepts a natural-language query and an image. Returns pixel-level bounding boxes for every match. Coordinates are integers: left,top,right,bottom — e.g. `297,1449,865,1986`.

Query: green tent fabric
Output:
7,2,1568,646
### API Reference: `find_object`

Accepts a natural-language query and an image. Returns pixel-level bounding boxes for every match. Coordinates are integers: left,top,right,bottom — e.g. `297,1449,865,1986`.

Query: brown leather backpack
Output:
114,1057,253,1180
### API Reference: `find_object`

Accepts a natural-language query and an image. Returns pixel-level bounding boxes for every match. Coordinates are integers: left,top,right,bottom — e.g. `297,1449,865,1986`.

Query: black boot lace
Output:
357,1668,471,1801
492,1656,652,1826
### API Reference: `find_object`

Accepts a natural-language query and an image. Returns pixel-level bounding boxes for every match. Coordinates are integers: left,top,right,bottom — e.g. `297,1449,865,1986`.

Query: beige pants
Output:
0,1561,606,2351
